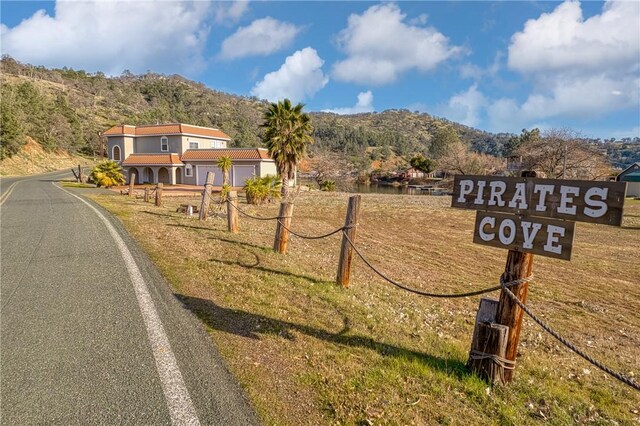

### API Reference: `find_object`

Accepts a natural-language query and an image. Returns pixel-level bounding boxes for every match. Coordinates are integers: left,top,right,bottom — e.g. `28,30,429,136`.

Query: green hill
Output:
2,56,638,169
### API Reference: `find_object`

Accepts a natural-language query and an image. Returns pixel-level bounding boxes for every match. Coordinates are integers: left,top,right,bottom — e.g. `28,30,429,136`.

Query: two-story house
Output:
103,123,277,186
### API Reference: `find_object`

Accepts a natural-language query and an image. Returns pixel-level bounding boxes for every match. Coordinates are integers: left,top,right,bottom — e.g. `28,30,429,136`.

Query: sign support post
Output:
496,249,534,383
495,170,536,383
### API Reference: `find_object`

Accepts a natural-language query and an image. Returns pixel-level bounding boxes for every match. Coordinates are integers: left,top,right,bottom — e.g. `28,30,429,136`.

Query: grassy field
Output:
88,190,640,425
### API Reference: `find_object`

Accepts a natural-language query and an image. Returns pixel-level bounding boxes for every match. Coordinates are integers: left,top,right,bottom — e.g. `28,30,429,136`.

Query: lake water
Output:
348,183,436,195
300,179,446,196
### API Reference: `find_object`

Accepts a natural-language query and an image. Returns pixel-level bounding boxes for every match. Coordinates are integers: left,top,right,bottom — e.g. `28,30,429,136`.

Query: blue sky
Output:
1,1,639,139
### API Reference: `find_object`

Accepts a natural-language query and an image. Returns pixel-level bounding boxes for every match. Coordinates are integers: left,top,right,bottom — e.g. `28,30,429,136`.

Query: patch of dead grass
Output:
89,190,640,425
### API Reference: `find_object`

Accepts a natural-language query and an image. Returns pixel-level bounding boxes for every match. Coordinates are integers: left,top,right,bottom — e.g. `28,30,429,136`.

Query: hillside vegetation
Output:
0,136,94,176
2,56,639,169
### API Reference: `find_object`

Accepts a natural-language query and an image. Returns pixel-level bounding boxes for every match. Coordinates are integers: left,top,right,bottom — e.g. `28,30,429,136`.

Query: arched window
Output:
185,164,193,177
161,136,168,152
112,145,121,161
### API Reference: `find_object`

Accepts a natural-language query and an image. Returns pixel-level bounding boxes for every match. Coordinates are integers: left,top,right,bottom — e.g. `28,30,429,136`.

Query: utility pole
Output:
563,142,567,179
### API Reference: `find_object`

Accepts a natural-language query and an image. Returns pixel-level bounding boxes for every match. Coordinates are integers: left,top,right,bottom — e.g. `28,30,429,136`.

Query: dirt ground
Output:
0,137,95,176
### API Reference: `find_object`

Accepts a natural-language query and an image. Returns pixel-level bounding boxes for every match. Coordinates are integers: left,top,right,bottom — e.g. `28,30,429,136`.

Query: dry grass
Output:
89,190,640,425
0,137,95,176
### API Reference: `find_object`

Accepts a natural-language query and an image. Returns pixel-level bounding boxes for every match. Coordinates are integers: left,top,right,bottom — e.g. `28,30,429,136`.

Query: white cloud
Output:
440,84,487,127
332,3,463,85
0,1,211,76
251,47,329,103
409,14,429,26
508,0,639,74
519,74,638,118
459,51,503,82
610,126,640,139
459,63,485,81
323,91,375,115
488,0,640,132
406,102,428,113
220,17,300,60
214,0,250,24
487,74,639,132
487,98,530,132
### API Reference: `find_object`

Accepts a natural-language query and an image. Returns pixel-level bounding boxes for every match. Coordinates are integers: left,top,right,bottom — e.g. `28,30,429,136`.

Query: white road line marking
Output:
0,181,19,206
55,183,200,426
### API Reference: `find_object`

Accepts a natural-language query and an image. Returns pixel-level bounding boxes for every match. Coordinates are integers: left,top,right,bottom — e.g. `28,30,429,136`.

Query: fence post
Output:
227,190,239,233
199,172,215,220
78,164,83,183
155,183,163,207
144,187,150,203
128,172,136,198
468,298,510,384
273,202,294,254
336,195,361,288
469,322,509,384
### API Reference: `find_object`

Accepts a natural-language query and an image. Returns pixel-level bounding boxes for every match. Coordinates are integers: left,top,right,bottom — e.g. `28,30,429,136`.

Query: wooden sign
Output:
473,211,575,260
452,175,627,226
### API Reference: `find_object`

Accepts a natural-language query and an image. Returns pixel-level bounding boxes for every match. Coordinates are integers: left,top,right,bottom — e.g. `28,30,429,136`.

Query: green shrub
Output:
220,183,231,202
319,180,336,191
89,160,125,188
243,175,281,205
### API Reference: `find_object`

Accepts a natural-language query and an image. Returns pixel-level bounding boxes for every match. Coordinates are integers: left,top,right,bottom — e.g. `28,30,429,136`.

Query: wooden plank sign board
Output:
474,211,575,260
452,175,627,226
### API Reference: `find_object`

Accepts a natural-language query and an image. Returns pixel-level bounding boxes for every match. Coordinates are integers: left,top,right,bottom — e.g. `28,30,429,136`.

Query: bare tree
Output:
303,150,354,187
517,128,611,180
438,141,503,175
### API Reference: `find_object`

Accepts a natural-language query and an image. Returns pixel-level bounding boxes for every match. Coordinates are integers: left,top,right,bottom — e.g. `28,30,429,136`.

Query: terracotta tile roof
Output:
122,153,184,166
181,149,272,161
103,125,136,136
103,123,230,140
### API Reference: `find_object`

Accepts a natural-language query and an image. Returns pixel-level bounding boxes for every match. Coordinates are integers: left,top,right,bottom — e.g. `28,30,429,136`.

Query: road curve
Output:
0,173,259,425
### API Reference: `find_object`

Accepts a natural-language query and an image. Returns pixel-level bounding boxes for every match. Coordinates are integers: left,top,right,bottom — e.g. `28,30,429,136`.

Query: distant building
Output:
506,155,522,173
401,167,436,180
103,123,277,186
617,162,640,197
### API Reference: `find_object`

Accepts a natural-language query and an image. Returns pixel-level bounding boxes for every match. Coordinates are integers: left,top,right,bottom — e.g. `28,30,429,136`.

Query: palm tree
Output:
216,155,232,186
262,98,313,198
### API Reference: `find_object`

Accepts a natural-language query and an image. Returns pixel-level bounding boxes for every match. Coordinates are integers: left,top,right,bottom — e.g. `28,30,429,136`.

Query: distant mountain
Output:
2,57,638,169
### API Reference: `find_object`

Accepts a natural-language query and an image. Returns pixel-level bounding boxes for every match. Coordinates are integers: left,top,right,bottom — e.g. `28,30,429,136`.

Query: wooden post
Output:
144,187,150,203
494,170,536,383
336,195,361,288
273,202,294,254
199,172,215,221
227,190,239,233
468,298,510,384
495,250,533,383
128,172,136,198
468,322,509,384
469,298,498,353
155,183,163,207
77,164,83,183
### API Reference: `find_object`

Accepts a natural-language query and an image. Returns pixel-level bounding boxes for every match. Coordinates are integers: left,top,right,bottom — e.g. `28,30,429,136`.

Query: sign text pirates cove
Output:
451,175,627,260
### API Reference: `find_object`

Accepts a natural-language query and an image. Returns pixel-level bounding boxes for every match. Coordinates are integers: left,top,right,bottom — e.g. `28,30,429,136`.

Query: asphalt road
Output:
0,173,259,425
